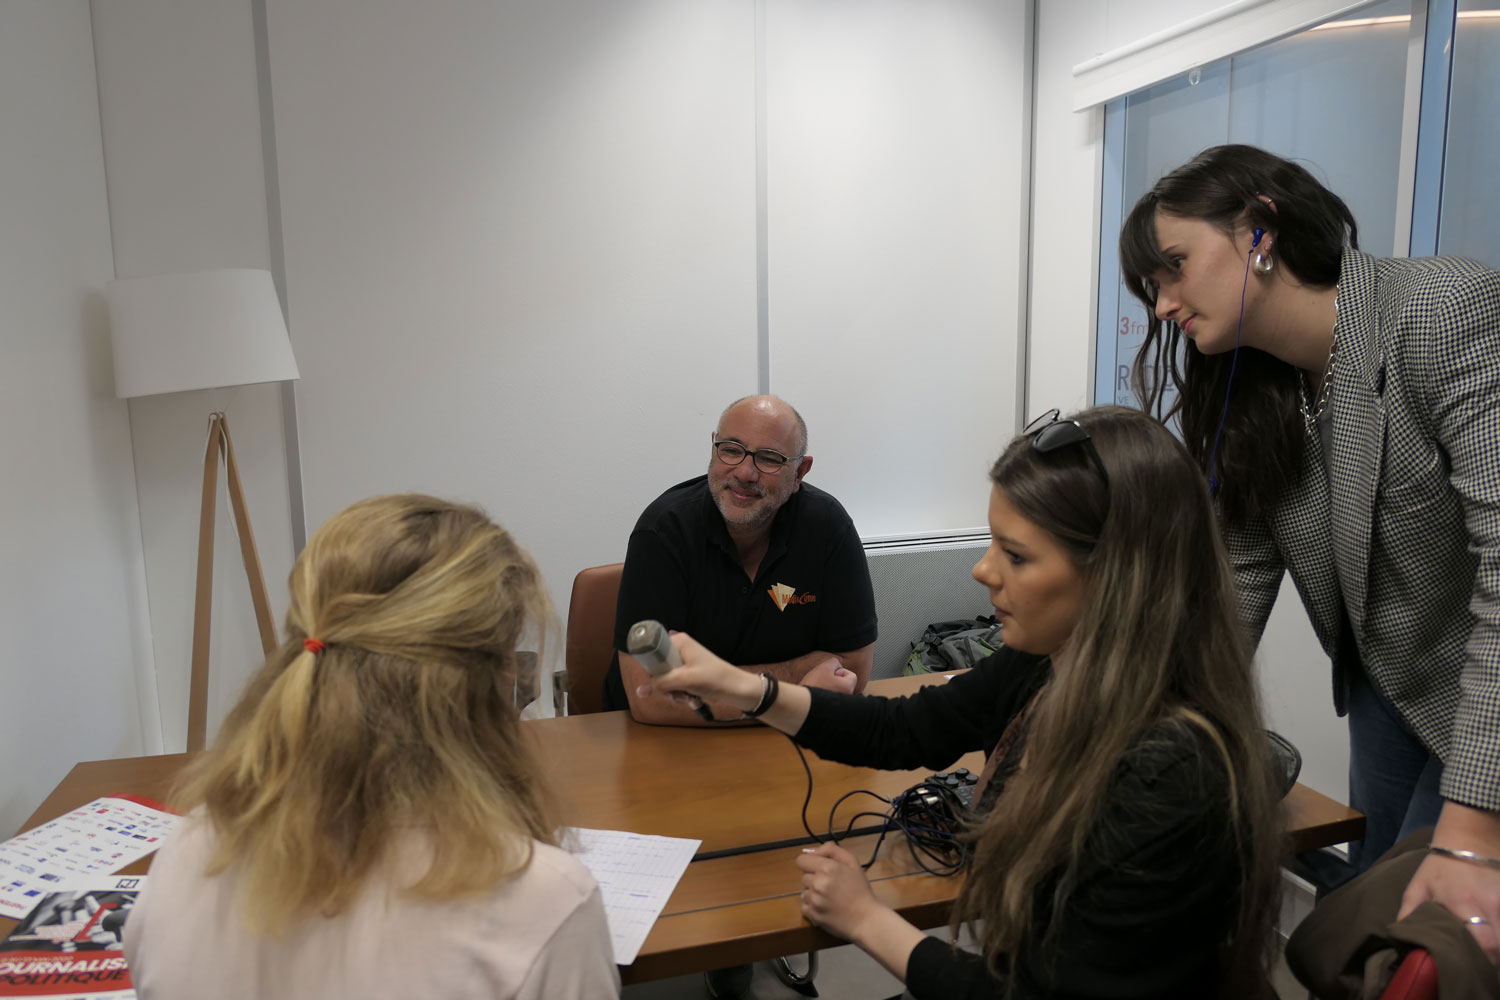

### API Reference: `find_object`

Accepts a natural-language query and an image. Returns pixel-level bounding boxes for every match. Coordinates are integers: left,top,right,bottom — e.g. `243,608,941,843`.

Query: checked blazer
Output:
1225,249,1500,810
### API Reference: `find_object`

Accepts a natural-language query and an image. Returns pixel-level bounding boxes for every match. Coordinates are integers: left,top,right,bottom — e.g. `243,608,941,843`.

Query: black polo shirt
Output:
601,475,877,710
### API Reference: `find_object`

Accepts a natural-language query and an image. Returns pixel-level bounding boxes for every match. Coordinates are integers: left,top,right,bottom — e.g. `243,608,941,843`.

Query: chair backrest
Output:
1381,948,1438,1000
562,563,624,715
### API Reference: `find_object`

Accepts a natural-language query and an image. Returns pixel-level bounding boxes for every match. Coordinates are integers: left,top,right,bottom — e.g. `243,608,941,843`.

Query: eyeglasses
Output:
1023,409,1110,488
712,439,798,475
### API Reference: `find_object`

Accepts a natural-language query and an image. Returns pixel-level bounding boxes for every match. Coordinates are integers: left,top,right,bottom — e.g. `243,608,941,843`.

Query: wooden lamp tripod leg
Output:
185,412,281,753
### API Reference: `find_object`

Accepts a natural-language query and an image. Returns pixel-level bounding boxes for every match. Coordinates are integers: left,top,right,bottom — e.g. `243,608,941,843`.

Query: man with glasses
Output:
602,395,877,726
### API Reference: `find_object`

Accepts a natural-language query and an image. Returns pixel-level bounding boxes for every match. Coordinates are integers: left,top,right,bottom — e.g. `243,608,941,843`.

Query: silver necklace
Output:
1298,301,1339,425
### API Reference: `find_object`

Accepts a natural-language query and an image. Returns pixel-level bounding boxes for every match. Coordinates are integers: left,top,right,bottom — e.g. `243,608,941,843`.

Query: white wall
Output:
66,0,1034,747
266,0,1032,642
1096,0,1228,51
2,0,1346,827
91,0,298,752
1030,0,1349,798
266,0,761,640
767,0,1030,535
0,0,153,835
1028,0,1106,417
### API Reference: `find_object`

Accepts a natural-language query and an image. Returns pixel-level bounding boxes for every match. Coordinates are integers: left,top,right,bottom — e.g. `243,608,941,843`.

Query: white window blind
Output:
1071,0,1388,110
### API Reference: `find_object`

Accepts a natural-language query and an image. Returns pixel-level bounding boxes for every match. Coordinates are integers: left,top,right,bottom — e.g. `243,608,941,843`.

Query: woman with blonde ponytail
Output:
123,494,619,999
643,407,1282,999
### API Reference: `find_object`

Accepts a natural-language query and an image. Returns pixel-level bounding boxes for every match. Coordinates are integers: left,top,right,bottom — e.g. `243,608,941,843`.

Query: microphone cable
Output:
688,731,975,877
785,733,971,877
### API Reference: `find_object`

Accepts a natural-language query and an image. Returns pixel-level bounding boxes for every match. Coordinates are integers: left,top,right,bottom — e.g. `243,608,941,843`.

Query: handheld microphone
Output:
626,620,715,721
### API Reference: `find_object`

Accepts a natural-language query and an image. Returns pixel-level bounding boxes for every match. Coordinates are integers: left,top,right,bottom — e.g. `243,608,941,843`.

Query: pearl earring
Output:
1253,246,1274,274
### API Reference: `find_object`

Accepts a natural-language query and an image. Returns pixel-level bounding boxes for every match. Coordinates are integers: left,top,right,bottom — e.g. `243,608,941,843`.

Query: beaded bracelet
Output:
744,673,780,718
1428,844,1500,873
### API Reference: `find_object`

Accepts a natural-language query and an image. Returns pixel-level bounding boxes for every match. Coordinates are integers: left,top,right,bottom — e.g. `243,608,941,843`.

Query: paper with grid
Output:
567,828,700,965
0,797,177,920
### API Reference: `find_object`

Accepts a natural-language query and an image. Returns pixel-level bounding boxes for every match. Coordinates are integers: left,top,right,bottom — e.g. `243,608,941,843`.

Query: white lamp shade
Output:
106,269,300,398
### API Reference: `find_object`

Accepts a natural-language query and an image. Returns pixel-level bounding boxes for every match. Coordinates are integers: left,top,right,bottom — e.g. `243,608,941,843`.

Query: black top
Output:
796,648,1240,1000
602,476,878,710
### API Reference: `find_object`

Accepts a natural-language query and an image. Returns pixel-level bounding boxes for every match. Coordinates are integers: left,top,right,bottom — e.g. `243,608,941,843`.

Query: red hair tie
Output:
303,638,327,655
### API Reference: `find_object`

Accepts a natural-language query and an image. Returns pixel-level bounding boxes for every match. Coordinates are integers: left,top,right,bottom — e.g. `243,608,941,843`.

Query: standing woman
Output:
644,406,1283,998
124,495,620,999
1119,144,1500,934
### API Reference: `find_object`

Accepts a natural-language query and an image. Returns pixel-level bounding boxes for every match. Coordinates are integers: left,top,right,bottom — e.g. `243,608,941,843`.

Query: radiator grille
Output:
863,534,992,679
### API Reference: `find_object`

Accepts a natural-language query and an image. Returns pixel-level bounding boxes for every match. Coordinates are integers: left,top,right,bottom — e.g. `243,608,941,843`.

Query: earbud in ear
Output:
1252,227,1265,248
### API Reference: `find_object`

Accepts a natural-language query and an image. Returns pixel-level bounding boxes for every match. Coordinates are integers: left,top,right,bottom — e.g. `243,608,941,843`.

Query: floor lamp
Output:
106,269,301,752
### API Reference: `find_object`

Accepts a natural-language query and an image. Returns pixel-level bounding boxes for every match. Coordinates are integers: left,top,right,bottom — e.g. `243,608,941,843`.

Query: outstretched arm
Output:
635,632,814,734
618,651,755,726
621,642,872,724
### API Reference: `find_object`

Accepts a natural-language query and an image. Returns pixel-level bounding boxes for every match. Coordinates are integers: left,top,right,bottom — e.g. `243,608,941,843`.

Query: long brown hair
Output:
1119,144,1356,525
173,494,557,934
954,406,1281,994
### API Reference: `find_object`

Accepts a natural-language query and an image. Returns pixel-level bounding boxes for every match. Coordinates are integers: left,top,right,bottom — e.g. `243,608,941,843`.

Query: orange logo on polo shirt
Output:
767,582,817,612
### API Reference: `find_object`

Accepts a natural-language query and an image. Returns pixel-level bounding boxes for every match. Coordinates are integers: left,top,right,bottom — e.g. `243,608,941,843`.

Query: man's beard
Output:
709,476,781,528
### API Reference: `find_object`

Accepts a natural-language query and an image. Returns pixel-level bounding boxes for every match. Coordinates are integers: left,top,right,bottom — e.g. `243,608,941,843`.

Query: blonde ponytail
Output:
173,494,557,934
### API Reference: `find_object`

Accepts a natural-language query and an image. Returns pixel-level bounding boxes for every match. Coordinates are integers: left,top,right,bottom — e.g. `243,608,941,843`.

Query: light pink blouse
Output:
124,815,619,999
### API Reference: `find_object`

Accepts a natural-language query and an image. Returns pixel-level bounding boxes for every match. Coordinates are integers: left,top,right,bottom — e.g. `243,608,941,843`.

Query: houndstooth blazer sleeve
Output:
1223,511,1284,650
1222,252,1500,810
1222,431,1345,710
1386,256,1500,809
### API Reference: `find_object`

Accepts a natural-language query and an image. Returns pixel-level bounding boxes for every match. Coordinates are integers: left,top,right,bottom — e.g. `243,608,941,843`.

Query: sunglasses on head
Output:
1022,409,1110,488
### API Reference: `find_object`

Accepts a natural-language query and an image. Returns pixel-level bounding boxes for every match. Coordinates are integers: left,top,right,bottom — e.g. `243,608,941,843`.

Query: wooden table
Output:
3,674,1363,982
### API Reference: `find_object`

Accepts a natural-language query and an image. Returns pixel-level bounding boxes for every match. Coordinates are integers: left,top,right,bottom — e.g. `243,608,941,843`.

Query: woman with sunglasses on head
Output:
642,406,1282,999
123,495,619,1000
1120,144,1500,941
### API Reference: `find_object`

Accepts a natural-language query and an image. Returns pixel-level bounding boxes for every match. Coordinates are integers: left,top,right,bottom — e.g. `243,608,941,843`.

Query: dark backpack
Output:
903,616,1005,675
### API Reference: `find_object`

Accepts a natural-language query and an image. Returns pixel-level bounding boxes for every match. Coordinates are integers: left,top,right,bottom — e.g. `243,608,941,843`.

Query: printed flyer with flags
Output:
0,874,144,999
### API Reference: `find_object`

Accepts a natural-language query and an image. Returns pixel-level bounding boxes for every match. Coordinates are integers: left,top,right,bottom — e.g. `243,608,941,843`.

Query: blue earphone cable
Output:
1205,228,1263,497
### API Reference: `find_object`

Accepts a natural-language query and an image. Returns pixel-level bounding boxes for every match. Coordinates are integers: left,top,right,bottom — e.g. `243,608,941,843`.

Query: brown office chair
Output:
562,561,821,993
560,563,624,715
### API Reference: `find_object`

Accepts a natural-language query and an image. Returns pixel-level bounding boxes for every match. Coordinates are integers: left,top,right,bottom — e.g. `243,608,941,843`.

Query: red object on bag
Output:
1380,948,1438,1000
